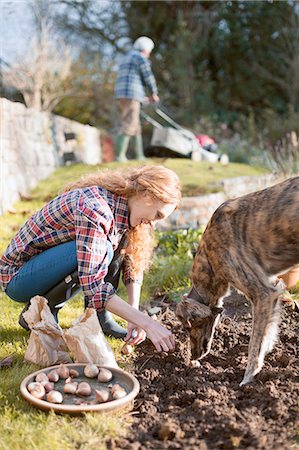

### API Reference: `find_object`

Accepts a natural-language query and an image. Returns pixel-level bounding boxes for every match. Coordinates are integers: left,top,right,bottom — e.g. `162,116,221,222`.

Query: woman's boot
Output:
18,300,61,331
96,310,127,339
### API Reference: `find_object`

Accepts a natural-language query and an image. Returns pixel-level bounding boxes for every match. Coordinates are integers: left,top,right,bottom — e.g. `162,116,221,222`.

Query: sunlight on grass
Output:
0,158,267,209
0,288,131,450
0,237,130,450
0,406,130,450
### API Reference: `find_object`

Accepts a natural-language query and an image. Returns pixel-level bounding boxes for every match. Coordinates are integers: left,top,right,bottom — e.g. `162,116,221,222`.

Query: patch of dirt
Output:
111,291,299,450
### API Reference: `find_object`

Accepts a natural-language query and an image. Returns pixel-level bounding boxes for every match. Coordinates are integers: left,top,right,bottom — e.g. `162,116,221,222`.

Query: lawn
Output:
0,158,276,450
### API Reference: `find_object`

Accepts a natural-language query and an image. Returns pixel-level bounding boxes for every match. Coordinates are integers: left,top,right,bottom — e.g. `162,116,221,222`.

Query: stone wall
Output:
0,98,102,215
157,173,278,230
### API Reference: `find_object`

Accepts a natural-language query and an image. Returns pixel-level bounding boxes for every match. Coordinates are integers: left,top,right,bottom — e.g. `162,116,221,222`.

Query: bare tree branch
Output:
3,25,73,111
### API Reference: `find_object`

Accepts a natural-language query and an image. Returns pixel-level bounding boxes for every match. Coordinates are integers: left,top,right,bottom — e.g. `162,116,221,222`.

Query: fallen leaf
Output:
7,207,17,214
19,193,34,201
0,353,15,368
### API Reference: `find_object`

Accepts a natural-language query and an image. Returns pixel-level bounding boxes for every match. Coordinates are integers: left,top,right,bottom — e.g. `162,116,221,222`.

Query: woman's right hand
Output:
144,319,175,353
106,294,175,353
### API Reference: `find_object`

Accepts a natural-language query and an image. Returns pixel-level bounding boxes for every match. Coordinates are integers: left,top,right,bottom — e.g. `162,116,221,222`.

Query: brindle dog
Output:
176,176,299,385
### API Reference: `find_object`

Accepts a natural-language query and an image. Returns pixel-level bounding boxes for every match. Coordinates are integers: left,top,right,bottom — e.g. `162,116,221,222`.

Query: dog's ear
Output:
176,299,192,328
176,297,212,328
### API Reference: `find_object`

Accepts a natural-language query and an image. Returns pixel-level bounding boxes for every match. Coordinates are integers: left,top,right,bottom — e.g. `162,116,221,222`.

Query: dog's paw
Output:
240,373,254,386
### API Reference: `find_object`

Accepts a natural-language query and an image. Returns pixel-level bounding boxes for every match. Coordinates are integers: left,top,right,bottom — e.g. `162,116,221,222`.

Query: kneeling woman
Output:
0,165,181,352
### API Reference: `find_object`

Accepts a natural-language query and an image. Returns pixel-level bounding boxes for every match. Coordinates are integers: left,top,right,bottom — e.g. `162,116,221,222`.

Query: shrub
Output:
141,228,203,303
264,131,299,175
218,137,266,165
155,228,203,258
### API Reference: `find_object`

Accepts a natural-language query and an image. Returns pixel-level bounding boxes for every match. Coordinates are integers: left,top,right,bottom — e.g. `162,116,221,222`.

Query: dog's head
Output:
176,291,222,360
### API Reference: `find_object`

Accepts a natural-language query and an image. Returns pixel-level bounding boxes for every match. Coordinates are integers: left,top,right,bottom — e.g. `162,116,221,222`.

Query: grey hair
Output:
133,36,155,53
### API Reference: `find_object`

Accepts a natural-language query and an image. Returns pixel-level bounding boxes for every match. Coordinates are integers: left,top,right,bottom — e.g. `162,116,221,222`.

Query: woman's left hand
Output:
125,323,146,345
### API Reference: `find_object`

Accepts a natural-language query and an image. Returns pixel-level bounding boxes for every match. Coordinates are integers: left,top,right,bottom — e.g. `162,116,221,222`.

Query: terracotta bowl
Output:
20,363,140,415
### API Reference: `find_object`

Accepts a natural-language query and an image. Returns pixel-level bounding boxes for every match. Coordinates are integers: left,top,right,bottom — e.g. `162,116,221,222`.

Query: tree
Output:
54,0,128,55
249,1,299,113
2,0,73,111
39,0,299,136
55,51,116,130
206,1,299,123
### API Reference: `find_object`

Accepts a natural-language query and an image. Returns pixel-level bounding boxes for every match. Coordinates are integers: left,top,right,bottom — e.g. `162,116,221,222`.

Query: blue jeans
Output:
6,240,114,304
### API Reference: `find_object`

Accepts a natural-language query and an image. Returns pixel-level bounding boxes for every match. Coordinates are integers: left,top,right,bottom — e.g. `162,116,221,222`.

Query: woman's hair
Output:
124,223,155,278
63,165,181,277
63,165,181,206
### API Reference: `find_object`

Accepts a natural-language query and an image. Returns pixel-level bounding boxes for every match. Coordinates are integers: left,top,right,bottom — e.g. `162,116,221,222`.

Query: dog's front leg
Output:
240,293,280,386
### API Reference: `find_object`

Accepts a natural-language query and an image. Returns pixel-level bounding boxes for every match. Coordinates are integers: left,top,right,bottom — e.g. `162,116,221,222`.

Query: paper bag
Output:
63,308,118,368
23,296,72,366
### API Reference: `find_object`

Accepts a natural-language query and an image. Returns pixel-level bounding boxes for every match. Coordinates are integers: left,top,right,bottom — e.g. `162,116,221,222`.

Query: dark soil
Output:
111,291,299,450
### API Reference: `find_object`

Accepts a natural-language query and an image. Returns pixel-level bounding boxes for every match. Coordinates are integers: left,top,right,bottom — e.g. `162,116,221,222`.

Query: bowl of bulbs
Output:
20,363,140,415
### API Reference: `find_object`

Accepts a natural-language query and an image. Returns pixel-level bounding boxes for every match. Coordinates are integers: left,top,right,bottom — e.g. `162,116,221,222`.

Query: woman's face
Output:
128,194,176,228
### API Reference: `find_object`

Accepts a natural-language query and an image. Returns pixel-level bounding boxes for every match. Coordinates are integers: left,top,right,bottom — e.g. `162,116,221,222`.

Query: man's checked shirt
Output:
115,49,158,102
0,187,136,310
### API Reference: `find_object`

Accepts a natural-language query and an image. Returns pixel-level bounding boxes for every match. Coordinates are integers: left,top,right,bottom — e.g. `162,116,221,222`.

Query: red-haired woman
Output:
0,165,181,352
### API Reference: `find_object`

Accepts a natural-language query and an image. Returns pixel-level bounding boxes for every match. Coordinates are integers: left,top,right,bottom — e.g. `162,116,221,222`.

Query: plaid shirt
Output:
0,187,138,310
115,49,158,102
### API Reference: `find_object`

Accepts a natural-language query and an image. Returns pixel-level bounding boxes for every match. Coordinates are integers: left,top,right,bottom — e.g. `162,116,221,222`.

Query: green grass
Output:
20,158,268,201
0,290,133,450
0,158,269,448
160,158,267,195
102,158,267,196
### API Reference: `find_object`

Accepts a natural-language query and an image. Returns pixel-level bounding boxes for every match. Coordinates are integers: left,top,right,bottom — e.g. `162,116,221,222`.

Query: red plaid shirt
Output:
0,186,136,310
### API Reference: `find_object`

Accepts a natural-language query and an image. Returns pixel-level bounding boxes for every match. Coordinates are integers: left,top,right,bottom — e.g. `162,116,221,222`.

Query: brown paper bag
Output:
63,308,118,368
23,296,72,366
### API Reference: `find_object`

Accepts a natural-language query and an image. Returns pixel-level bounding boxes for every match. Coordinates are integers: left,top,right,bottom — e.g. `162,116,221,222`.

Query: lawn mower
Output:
142,107,229,164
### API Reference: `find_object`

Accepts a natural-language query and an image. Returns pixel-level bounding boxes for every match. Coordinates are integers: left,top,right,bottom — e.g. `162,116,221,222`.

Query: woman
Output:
0,165,181,352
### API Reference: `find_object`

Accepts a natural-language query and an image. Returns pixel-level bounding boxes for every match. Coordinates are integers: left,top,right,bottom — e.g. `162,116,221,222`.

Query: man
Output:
115,36,159,161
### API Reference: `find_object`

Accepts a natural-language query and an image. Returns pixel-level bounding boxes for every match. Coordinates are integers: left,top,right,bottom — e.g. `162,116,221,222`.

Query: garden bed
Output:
111,291,299,450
